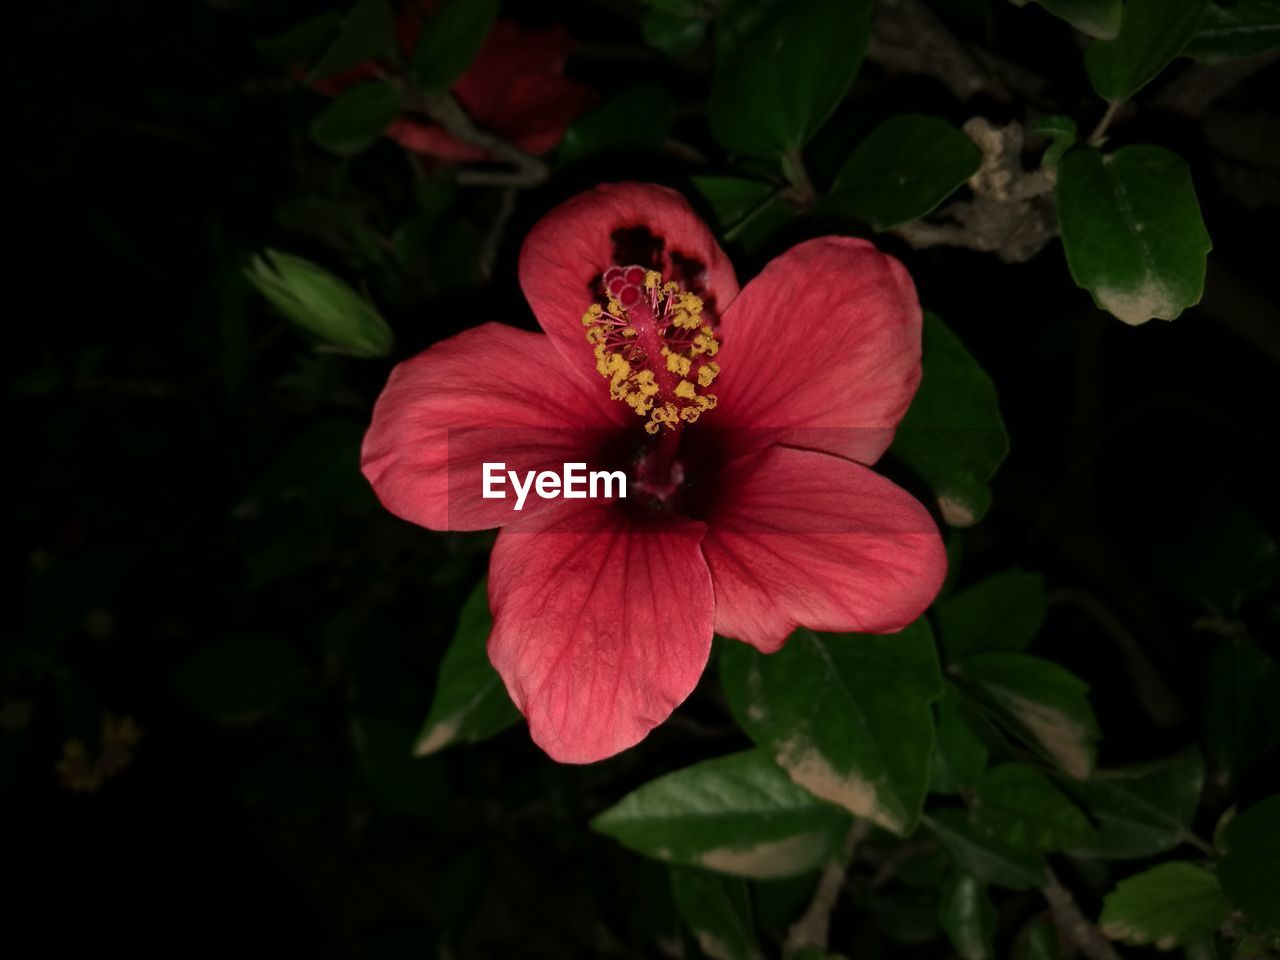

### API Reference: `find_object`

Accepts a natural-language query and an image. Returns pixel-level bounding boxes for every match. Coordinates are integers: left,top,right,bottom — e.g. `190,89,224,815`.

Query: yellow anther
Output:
584,279,721,431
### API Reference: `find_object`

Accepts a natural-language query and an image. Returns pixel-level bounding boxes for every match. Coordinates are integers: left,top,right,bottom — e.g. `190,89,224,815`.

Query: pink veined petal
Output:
712,237,923,465
361,322,628,531
488,502,714,763
703,445,946,653
519,182,739,388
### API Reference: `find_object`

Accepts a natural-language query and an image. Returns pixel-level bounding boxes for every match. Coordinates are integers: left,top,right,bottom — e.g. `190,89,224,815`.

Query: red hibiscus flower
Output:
362,183,947,763
315,6,596,161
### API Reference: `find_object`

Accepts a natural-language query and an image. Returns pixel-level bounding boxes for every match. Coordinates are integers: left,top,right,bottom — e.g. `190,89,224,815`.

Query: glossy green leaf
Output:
1218,796,1280,931
670,867,761,960
825,115,981,230
1067,748,1205,859
891,312,1008,527
1205,641,1280,787
973,764,1095,852
1099,863,1231,949
413,578,519,755
1056,145,1211,326
720,623,942,835
691,176,794,253
1028,0,1122,38
929,682,989,795
409,0,498,90
310,0,397,80
1012,917,1063,960
936,568,1046,662
952,653,1099,779
1084,0,1209,101
173,634,304,722
592,750,850,878
939,873,996,960
246,249,394,357
1085,0,1203,101
1032,114,1077,170
643,3,708,56
925,809,1046,890
1187,0,1280,62
559,83,674,163
310,80,405,157
709,0,871,157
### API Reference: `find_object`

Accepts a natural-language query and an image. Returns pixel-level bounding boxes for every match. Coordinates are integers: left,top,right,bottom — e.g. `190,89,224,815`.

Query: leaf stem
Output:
1087,100,1124,146
783,819,869,957
1042,865,1123,960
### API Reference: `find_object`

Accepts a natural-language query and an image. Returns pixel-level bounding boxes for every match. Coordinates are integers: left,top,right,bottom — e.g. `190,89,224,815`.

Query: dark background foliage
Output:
8,0,1279,957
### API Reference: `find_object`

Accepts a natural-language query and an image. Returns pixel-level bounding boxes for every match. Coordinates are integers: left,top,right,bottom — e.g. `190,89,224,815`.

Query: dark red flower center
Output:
582,264,721,436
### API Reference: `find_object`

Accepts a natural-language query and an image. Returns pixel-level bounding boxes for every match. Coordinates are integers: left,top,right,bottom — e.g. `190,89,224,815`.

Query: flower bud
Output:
246,249,393,358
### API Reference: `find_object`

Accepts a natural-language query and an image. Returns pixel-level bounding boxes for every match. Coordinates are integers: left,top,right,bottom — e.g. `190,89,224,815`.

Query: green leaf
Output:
1028,0,1123,38
939,873,997,960
1205,641,1280,787
173,634,304,722
1056,145,1211,326
824,115,981,230
413,578,519,755
1218,796,1280,931
1099,863,1232,949
952,653,1099,779
1032,114,1078,170
936,568,1046,662
891,312,1008,527
310,80,405,156
409,0,499,91
246,249,394,357
591,750,850,878
351,715,447,816
670,868,762,960
1186,0,1280,62
558,83,675,163
972,764,1096,852
1067,748,1205,859
310,0,397,80
643,4,709,56
929,682,989,795
1084,0,1209,101
720,623,942,835
925,809,1046,890
691,176,794,253
709,0,872,157
1012,917,1063,960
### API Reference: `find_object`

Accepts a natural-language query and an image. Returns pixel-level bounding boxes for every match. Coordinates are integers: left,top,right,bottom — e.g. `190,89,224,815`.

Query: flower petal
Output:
519,183,738,384
361,323,627,531
454,23,598,156
712,237,922,465
489,503,714,763
703,445,946,653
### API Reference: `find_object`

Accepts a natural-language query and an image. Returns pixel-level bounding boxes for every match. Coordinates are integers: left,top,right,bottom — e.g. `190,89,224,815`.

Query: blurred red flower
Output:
362,183,947,763
315,7,596,161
